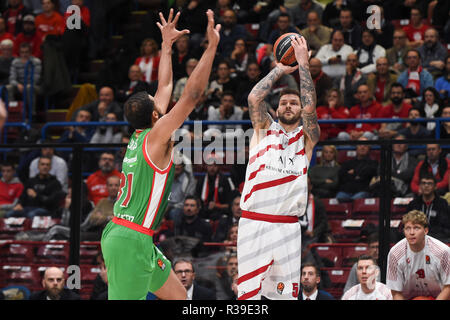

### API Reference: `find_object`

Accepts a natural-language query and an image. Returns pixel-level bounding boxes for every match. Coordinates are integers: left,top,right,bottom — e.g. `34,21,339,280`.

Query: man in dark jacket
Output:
299,262,335,300
5,156,65,219
174,196,213,244
30,267,80,300
80,86,123,121
336,137,379,202
213,194,241,243
406,173,450,242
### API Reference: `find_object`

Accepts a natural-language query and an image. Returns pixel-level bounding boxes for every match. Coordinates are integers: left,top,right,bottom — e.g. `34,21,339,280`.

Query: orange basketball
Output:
273,32,302,67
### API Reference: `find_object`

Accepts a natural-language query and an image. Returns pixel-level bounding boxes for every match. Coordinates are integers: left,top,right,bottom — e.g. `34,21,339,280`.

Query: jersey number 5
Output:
118,172,133,207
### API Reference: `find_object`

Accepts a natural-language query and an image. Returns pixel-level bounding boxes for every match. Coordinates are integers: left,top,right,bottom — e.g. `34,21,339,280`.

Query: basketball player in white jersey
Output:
387,210,450,300
342,255,392,300
237,36,320,300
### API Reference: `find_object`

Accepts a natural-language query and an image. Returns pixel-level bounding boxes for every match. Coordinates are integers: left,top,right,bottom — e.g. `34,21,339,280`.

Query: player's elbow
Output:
248,93,261,107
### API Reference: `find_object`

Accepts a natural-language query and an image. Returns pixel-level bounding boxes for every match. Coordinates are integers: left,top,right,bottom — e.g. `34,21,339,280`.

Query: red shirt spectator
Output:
377,102,412,120
86,152,121,205
35,0,65,41
13,15,42,59
403,24,429,43
401,7,429,48
0,16,15,45
134,38,160,83
0,163,24,212
3,1,31,36
316,88,349,140
410,144,450,195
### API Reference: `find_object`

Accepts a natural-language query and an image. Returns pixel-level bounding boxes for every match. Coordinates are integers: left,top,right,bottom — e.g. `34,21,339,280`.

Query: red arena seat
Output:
309,244,343,267
321,198,352,219
35,243,69,264
341,244,368,267
351,198,380,217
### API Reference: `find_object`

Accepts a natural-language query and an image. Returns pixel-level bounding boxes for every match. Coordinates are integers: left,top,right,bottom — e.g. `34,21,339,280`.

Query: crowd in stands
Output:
0,0,450,300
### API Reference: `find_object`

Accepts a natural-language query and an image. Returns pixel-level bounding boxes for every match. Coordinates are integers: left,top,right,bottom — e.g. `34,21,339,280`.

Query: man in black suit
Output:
299,262,335,300
29,267,80,300
116,65,152,103
173,258,216,300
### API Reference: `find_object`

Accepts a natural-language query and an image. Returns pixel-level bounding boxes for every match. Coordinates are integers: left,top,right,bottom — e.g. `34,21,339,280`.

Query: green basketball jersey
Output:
113,128,174,232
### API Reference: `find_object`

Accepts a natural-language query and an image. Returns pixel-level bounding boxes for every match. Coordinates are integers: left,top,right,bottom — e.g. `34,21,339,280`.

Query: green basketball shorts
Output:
101,220,171,300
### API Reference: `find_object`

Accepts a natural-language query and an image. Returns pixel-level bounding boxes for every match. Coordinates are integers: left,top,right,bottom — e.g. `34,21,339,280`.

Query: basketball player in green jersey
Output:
101,9,221,300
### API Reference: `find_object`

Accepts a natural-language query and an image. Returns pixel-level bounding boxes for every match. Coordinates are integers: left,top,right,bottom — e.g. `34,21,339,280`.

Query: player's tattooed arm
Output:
299,64,320,145
248,66,284,129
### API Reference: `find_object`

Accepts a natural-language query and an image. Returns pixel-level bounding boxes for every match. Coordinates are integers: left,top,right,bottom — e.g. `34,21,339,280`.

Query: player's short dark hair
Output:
279,88,300,99
1,161,15,169
390,82,404,93
184,195,201,208
419,172,436,184
277,13,291,21
367,233,378,245
124,91,155,130
357,254,376,265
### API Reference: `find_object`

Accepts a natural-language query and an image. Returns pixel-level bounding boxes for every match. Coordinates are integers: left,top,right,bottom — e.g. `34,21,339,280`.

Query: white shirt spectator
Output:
386,235,450,300
315,43,353,79
342,282,393,300
354,45,386,75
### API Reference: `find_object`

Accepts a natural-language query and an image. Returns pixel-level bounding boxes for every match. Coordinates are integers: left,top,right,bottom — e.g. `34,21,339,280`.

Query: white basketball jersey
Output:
387,235,450,299
240,121,309,217
341,282,393,300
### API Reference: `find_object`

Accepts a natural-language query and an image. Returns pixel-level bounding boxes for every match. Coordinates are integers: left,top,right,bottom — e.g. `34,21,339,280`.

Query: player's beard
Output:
278,110,301,125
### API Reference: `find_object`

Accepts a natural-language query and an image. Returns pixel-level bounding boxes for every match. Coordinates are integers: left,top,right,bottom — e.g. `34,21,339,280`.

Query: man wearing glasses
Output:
397,49,433,101
386,29,410,74
406,173,450,243
173,258,216,300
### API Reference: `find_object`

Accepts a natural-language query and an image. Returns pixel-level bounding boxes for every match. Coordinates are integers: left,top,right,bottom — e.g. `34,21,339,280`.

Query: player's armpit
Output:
391,290,405,300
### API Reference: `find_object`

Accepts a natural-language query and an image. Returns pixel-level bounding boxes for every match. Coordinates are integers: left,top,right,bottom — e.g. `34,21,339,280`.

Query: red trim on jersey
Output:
296,147,305,156
266,129,284,137
248,164,265,181
149,172,170,229
248,129,303,166
112,217,154,236
142,131,173,174
241,210,299,223
428,238,450,276
243,174,302,202
237,260,274,285
238,284,262,300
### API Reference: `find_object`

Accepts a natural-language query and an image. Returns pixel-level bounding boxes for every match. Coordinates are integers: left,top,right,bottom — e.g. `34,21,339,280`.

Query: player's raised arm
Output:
151,9,220,142
248,62,297,133
291,36,320,159
154,9,189,114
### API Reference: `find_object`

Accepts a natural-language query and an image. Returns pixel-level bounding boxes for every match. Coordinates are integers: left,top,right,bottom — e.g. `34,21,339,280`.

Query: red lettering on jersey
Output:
416,269,425,279
292,283,299,298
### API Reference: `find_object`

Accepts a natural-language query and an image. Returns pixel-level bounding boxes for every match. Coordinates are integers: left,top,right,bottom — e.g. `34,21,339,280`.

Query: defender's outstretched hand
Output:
205,9,221,48
157,9,190,45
